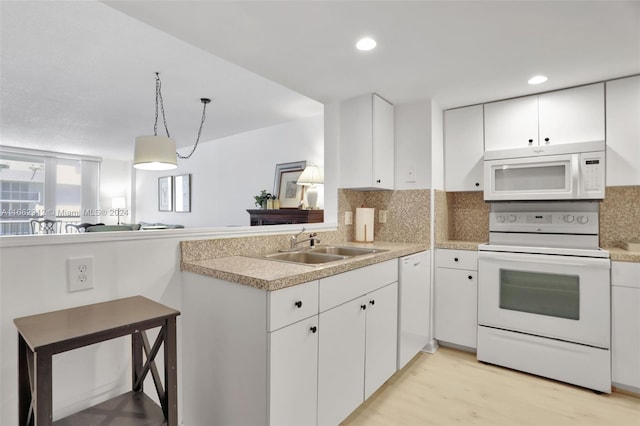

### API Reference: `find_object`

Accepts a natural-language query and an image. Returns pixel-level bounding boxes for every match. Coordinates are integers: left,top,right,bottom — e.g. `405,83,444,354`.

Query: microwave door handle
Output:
571,155,580,197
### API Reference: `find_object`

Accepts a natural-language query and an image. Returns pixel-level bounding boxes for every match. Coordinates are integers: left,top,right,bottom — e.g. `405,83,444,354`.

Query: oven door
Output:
478,250,610,348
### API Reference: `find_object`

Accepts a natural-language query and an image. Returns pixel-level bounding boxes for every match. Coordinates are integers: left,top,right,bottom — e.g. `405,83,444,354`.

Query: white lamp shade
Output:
111,197,126,209
297,164,324,186
133,136,178,170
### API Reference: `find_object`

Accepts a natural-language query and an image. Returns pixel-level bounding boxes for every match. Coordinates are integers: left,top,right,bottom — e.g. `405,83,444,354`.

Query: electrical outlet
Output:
379,210,388,223
345,211,353,225
67,256,94,292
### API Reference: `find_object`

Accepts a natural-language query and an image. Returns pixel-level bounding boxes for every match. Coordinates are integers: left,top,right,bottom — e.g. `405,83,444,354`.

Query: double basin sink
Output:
264,246,388,265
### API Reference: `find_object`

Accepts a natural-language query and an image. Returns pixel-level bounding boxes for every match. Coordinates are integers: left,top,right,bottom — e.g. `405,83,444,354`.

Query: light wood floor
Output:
342,347,640,426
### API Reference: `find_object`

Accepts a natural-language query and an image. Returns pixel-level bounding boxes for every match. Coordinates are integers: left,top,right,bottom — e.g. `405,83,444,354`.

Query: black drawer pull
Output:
454,257,459,262
310,326,317,334
468,275,473,280
294,301,302,309
361,304,367,310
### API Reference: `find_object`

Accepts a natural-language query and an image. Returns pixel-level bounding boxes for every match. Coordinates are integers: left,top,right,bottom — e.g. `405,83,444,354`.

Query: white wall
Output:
134,115,324,228
430,101,444,190
395,100,433,190
0,235,184,425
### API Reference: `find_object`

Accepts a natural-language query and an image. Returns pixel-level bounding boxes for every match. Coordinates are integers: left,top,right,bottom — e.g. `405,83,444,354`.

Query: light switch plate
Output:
345,211,353,225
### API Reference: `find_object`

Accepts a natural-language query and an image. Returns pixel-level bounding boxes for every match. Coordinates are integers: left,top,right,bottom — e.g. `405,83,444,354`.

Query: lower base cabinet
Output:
611,261,640,393
269,316,319,426
317,283,398,426
182,259,399,426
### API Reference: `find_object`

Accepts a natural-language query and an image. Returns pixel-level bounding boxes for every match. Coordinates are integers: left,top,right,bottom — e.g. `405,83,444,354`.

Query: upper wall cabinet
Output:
444,105,484,191
340,94,395,190
606,76,640,186
484,83,605,158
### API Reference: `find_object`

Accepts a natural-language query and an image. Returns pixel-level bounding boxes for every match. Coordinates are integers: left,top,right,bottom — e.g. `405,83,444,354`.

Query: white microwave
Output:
484,151,605,201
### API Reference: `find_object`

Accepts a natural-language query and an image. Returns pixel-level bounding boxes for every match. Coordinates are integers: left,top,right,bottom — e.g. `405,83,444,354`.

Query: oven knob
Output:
507,215,517,223
496,215,505,223
564,215,575,223
577,216,589,224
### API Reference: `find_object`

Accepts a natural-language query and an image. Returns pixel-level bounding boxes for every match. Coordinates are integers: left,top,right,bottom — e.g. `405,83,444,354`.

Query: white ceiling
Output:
2,1,639,162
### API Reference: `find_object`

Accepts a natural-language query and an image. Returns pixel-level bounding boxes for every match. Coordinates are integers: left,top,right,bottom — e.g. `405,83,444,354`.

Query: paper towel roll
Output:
355,208,375,242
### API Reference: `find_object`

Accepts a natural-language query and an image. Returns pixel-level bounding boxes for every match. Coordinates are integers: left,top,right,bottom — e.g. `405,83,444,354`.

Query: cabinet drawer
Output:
319,260,398,312
435,249,478,270
268,280,319,331
612,261,640,289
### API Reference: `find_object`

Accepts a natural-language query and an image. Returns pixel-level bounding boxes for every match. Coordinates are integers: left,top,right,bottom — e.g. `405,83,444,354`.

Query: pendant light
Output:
134,72,211,170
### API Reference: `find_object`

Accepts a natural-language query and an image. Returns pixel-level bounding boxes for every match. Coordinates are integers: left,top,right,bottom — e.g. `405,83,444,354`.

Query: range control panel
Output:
490,211,599,235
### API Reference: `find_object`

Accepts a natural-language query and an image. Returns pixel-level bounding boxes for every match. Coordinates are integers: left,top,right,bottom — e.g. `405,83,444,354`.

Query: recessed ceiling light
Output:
528,75,548,85
356,37,377,51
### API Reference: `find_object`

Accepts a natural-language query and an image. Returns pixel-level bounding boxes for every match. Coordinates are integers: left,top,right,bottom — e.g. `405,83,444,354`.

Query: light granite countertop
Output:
435,240,486,251
181,241,429,291
603,247,640,263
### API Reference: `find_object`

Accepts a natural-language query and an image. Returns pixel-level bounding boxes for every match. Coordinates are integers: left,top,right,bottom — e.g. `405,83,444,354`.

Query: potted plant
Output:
254,190,272,209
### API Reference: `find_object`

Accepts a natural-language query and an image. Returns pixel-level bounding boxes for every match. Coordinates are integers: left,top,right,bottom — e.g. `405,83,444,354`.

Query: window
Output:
0,149,100,235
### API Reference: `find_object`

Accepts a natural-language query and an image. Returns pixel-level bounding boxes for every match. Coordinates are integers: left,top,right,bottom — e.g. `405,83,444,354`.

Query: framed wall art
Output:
273,161,306,208
158,176,173,212
174,174,191,213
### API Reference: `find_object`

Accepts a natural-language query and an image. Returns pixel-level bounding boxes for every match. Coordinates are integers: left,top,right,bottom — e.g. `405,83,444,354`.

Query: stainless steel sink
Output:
309,246,388,256
264,251,348,265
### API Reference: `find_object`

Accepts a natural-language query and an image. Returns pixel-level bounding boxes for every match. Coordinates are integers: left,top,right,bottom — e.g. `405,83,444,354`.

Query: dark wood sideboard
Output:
247,209,324,226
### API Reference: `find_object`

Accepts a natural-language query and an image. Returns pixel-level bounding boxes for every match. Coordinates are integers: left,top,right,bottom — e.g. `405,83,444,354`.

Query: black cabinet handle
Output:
361,304,367,310
475,182,480,187
544,137,550,144
369,300,375,306
376,179,381,183
528,139,534,145
468,275,473,280
310,326,317,334
294,301,302,308
454,257,459,262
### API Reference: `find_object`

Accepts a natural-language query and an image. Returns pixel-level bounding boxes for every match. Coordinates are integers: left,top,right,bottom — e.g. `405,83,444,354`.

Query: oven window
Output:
499,269,579,320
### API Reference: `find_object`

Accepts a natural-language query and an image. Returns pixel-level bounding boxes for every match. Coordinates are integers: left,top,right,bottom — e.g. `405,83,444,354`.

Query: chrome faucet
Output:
290,227,321,249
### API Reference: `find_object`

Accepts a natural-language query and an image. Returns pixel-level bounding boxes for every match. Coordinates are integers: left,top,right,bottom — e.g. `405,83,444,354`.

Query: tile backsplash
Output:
600,185,640,249
435,190,489,244
338,189,430,245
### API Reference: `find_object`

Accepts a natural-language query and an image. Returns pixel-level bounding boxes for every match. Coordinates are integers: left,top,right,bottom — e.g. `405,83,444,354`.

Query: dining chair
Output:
30,219,62,234
65,223,105,233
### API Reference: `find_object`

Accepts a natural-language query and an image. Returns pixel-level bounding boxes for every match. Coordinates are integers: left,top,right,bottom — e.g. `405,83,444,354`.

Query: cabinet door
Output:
538,83,604,147
484,95,538,152
606,76,640,186
612,286,640,390
364,282,398,399
372,94,395,189
434,267,478,348
444,105,484,191
317,297,366,426
269,317,319,426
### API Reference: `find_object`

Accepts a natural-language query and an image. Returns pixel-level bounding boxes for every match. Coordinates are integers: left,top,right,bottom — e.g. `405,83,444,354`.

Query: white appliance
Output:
484,150,605,201
477,201,611,393
398,251,430,369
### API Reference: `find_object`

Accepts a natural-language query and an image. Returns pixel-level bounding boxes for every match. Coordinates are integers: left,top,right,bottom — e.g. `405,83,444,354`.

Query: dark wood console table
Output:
14,296,180,426
247,209,324,226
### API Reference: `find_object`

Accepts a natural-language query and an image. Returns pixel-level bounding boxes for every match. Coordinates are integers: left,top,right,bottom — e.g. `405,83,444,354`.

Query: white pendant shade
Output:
133,135,177,170
296,164,324,186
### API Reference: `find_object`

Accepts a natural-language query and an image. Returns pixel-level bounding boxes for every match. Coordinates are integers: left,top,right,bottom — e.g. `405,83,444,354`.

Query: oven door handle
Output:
479,251,610,268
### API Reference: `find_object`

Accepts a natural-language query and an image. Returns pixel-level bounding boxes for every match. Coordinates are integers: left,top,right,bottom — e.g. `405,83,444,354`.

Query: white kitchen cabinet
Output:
317,295,367,426
340,93,395,190
269,316,319,426
318,260,398,425
444,105,484,191
606,76,640,186
485,83,605,156
364,283,399,399
611,261,640,393
434,249,478,349
181,275,319,426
